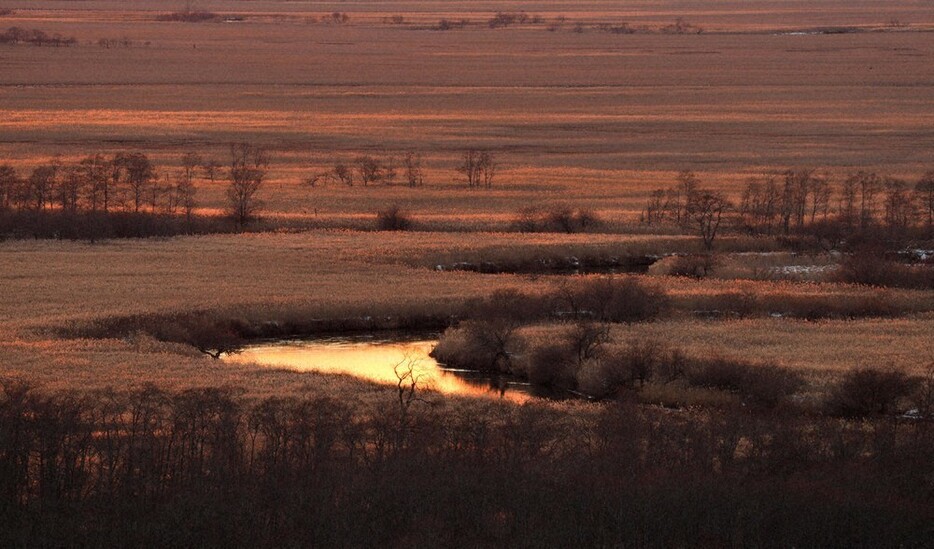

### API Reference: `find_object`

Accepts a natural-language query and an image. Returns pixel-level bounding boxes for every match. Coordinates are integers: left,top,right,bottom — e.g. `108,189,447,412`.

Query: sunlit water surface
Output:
225,336,536,403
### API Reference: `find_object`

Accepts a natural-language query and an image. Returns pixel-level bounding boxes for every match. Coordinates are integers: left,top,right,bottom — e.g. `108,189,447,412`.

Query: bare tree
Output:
674,170,700,224
739,176,780,234
227,143,268,228
840,173,859,228
916,170,934,233
402,151,424,187
202,159,223,183
26,164,57,215
332,162,354,186
809,175,832,224
354,155,382,186
383,155,398,185
785,169,813,229
480,151,496,188
854,170,882,228
181,152,202,184
106,153,129,213
457,149,497,188
175,171,197,230
124,153,155,213
882,177,913,232
0,164,17,212
78,154,109,214
643,188,667,224
458,149,481,188
686,189,729,249
57,166,84,214
302,171,331,188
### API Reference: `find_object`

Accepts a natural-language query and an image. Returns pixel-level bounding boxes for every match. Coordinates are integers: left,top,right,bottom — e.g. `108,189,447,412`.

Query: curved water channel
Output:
224,334,566,403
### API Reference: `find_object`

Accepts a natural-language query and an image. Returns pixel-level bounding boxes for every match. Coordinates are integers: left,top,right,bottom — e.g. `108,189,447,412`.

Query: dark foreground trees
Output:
0,380,930,547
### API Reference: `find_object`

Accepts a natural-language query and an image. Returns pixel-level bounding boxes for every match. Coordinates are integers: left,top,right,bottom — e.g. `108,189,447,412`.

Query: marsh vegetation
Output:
1,0,932,545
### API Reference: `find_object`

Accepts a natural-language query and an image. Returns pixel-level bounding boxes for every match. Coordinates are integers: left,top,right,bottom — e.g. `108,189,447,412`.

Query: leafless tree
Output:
853,170,882,228
106,153,129,212
739,176,781,234
686,189,729,249
354,155,382,186
175,171,197,229
332,162,354,186
0,164,17,212
643,188,667,224
383,155,398,185
26,164,57,215
882,177,913,232
227,143,268,228
480,151,496,188
393,354,429,447
839,173,859,228
916,170,934,233
57,166,84,214
124,153,155,213
808,175,832,224
566,321,610,368
457,149,497,188
402,151,424,187
202,159,223,183
78,154,109,214
181,152,202,184
302,171,331,188
458,150,480,187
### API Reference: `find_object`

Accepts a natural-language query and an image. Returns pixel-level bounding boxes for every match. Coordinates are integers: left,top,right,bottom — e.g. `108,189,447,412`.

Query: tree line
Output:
0,26,77,47
0,144,263,240
644,169,934,247
305,149,495,189
0,378,930,546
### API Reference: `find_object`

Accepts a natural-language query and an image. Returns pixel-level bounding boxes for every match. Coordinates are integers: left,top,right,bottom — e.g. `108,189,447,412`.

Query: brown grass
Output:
0,1,931,398
1,1,932,222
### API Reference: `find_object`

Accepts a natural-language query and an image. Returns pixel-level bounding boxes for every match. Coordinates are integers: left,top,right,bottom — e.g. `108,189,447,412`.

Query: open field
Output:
1,0,932,221
1,2,933,544
0,0,930,415
1,231,932,394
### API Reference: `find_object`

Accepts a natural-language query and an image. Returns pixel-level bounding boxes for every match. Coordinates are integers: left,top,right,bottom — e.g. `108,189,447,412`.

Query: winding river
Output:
223,334,542,403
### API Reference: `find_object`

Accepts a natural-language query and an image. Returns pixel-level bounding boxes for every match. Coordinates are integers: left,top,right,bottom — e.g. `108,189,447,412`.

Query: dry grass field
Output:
0,0,931,392
1,230,932,393
1,0,932,221
1,3,934,545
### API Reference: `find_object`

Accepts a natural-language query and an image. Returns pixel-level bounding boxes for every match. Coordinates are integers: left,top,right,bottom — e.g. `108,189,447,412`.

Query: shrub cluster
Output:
0,26,76,46
155,11,219,23
487,12,542,28
433,278,668,375
834,248,934,290
375,205,411,231
511,206,601,233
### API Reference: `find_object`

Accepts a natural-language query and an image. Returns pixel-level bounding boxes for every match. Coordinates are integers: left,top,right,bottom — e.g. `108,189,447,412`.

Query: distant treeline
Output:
0,146,267,239
0,380,930,546
645,169,934,245
0,26,76,47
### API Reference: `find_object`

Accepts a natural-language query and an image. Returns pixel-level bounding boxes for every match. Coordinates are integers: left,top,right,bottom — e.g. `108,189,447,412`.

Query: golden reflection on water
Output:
226,339,532,403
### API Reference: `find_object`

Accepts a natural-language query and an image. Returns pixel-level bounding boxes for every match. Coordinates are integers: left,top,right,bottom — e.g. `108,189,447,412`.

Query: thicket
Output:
0,26,76,46
375,205,412,231
644,169,934,246
0,146,267,239
155,11,220,23
0,381,930,546
511,206,601,233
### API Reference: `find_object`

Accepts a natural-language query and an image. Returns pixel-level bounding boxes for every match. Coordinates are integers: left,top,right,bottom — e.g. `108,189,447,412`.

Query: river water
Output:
224,334,541,403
